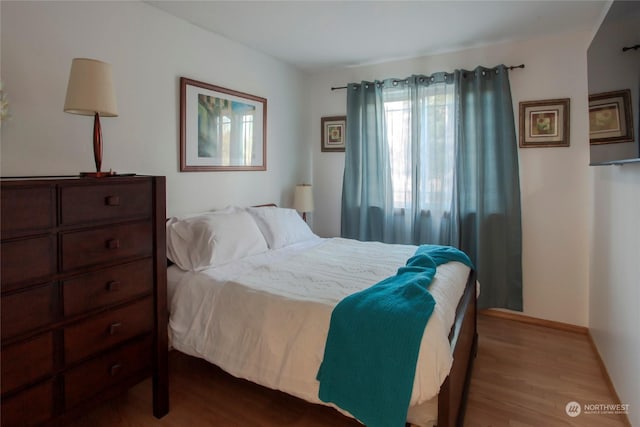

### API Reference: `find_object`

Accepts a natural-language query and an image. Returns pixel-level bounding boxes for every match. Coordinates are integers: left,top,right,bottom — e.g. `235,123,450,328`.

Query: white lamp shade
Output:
64,58,118,117
293,184,314,213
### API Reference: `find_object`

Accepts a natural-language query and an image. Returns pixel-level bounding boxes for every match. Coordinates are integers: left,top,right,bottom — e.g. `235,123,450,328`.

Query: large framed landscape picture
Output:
180,77,267,171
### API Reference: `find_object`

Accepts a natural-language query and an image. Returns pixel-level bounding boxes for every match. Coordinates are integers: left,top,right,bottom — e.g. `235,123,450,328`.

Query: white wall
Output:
0,1,310,216
590,166,640,425
307,31,592,327
587,3,640,422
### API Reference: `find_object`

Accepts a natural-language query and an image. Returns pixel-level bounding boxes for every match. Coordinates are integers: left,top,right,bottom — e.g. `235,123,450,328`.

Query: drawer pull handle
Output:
110,363,122,376
106,280,121,291
109,322,122,335
106,239,120,249
105,196,120,206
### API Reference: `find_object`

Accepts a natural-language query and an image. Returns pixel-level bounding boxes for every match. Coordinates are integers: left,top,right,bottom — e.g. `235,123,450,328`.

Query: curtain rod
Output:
330,64,525,91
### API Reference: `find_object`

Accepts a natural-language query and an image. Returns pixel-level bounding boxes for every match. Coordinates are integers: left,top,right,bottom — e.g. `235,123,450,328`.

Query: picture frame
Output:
519,98,570,148
180,77,267,171
588,89,634,145
321,116,347,152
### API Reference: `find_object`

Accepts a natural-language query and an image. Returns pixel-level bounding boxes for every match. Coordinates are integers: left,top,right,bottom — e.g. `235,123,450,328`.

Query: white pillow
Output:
172,205,243,220
246,207,317,249
166,210,268,271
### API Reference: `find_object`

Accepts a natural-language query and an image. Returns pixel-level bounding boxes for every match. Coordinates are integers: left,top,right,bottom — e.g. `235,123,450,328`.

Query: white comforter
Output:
168,237,470,420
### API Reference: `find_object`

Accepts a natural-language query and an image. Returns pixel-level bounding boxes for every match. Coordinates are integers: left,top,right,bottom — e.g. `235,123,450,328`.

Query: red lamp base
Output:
80,113,117,178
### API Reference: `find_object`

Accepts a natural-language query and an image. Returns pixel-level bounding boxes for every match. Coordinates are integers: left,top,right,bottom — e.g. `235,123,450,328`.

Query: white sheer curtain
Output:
380,79,456,244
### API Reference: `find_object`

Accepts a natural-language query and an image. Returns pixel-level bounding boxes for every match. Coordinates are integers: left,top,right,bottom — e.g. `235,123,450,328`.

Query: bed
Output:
166,206,478,426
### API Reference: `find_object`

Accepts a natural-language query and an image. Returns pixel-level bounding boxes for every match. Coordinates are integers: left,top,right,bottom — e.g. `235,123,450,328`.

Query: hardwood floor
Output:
69,314,630,426
465,315,629,427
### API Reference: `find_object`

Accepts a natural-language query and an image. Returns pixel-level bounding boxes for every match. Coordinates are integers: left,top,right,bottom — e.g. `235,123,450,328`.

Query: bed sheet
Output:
168,237,470,424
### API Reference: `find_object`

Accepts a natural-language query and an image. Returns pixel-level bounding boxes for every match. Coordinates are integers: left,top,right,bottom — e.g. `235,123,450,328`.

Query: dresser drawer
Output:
65,336,151,410
1,380,54,427
1,185,55,238
64,297,153,364
61,221,152,271
1,284,56,340
1,332,54,394
63,259,153,317
0,235,56,291
60,181,152,226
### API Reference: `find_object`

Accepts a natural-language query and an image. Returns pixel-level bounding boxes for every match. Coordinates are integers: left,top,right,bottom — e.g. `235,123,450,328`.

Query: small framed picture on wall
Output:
321,116,346,152
519,98,570,148
588,89,634,145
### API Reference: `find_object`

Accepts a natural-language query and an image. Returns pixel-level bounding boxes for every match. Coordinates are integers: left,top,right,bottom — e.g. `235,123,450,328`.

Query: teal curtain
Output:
341,80,394,243
454,66,522,310
341,65,522,311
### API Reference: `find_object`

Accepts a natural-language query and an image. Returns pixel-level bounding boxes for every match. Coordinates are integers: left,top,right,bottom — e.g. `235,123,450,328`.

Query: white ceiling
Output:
148,0,608,71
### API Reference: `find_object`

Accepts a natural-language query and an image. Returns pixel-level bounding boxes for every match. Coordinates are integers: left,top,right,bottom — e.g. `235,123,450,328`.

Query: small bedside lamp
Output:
293,184,314,222
64,58,118,177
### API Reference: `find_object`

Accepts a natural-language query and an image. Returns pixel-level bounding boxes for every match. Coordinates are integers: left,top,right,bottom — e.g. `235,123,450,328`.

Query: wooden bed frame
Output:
431,268,478,427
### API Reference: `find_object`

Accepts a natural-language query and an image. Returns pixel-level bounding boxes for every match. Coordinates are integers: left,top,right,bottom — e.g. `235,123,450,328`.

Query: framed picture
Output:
588,89,634,145
321,116,346,152
180,77,267,171
519,98,570,148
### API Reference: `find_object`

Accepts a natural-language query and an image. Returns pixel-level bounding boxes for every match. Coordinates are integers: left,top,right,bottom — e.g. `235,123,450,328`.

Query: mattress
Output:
167,237,470,426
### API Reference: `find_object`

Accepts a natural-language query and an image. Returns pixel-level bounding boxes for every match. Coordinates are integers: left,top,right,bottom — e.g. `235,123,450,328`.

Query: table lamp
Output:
64,58,118,177
293,184,314,222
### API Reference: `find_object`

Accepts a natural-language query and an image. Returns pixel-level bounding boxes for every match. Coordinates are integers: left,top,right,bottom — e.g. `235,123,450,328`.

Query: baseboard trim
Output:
479,309,588,334
586,332,632,427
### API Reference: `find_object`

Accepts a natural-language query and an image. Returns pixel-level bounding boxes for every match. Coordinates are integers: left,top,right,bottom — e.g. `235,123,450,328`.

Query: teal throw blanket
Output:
317,245,473,427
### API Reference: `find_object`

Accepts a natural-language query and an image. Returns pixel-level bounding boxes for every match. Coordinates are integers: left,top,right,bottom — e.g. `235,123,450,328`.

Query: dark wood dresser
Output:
0,176,168,426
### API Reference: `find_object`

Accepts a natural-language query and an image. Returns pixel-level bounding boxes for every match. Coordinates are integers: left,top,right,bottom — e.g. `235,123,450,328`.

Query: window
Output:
383,82,456,214
342,69,523,310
